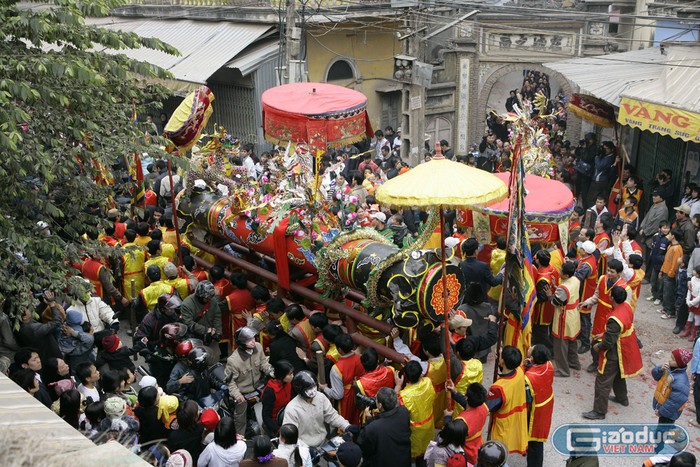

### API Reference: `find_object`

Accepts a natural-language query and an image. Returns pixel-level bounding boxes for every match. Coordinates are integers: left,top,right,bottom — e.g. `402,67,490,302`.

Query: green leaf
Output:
0,0,171,322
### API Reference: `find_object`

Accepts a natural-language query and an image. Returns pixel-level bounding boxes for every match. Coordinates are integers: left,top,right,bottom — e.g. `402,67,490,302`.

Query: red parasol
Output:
262,83,373,154
568,93,616,128
458,172,575,245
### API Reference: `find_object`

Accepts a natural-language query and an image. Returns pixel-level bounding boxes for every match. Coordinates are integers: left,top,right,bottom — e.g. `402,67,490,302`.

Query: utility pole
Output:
399,7,426,168
284,0,301,83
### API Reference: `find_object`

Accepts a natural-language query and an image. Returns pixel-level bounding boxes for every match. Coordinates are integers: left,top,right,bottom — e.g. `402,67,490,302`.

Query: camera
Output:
33,289,48,300
355,392,377,411
204,332,222,345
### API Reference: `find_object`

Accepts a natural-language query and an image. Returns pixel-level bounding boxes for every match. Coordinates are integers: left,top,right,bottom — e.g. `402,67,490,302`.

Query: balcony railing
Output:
124,0,389,6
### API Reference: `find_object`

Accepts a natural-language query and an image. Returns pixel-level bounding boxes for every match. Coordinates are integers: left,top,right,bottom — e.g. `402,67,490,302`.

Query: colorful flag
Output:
503,139,535,354
130,152,145,206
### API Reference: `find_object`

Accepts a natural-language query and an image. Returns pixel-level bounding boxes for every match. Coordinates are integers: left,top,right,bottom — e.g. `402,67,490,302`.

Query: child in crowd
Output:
662,254,688,320
424,419,468,467
658,229,683,317
651,348,692,424
647,221,671,305
389,213,408,248
684,266,700,340
101,369,135,415
58,310,95,369
118,367,138,405
158,394,180,429
200,408,221,445
100,396,139,435
672,255,690,332
96,334,136,373
82,401,106,438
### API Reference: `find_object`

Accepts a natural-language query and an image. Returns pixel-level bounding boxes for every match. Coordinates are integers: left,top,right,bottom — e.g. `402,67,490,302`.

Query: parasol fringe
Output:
263,133,367,150
568,106,615,128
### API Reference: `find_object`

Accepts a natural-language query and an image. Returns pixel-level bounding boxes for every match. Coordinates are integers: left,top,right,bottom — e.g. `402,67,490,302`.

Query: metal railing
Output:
124,0,388,6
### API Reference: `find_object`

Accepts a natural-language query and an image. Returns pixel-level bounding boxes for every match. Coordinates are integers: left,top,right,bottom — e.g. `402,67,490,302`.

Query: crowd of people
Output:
3,101,700,467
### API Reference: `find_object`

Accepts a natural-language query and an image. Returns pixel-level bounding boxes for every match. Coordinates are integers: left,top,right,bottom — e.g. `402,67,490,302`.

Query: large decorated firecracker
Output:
316,225,466,329
177,189,466,328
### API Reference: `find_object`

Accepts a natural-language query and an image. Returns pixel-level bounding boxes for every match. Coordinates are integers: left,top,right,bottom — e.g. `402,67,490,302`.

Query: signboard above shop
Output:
618,97,700,143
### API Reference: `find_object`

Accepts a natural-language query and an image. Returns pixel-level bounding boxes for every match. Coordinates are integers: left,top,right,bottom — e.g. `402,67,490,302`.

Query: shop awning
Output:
225,40,280,76
543,48,666,106
618,46,700,143
374,82,404,93
86,17,273,89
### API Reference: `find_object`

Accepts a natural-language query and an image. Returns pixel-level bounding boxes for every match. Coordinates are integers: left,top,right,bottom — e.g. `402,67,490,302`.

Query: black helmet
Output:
292,370,317,395
195,280,216,301
158,293,182,316
146,264,161,282
477,440,507,467
187,346,209,371
159,323,188,348
235,326,257,348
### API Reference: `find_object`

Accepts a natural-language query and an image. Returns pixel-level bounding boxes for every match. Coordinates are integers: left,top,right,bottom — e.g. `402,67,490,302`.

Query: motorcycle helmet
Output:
235,326,257,348
159,323,188,348
158,293,182,317
187,346,209,371
175,339,195,358
476,440,507,467
291,370,317,395
194,280,216,301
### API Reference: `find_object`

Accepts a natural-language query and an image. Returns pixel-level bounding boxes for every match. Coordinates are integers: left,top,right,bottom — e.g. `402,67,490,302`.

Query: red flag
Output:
134,152,143,183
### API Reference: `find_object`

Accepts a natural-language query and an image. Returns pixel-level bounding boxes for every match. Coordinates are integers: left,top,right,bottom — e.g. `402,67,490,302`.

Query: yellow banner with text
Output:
618,97,700,143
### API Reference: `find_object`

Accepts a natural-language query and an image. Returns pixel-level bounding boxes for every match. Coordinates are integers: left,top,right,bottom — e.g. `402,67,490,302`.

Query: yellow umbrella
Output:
376,157,507,209
375,148,507,390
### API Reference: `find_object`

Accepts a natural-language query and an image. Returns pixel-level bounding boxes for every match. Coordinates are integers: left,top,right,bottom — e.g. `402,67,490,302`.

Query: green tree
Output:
0,0,177,324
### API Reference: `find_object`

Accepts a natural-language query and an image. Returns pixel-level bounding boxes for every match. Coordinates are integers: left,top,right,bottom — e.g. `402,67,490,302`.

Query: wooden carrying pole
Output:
439,207,452,409
167,160,183,267
189,238,405,363
433,142,453,408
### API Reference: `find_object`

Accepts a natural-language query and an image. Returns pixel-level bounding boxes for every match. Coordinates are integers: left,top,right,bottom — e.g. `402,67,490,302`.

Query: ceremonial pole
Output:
167,160,183,267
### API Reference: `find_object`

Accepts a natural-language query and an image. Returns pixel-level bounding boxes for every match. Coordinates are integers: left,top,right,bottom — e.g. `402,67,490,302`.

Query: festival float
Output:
161,83,505,363
163,84,563,362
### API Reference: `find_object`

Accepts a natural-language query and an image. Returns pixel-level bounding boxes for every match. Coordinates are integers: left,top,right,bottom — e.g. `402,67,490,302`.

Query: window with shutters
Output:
380,92,401,131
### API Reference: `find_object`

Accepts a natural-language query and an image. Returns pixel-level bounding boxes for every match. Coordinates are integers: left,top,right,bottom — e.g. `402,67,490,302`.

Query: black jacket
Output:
269,333,307,374
458,257,502,302
96,347,136,373
167,425,204,464
17,315,62,364
34,381,53,408
357,406,412,467
134,405,167,445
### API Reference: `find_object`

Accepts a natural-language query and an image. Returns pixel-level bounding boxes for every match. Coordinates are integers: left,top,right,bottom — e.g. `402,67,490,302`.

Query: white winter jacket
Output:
66,297,117,333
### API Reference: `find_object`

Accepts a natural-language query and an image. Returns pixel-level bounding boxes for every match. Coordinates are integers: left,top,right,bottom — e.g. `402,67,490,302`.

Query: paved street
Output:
501,282,700,466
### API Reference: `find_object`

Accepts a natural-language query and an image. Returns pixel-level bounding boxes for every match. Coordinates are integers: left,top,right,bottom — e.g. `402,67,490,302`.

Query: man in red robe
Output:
582,286,643,419
524,345,555,467
320,333,365,425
